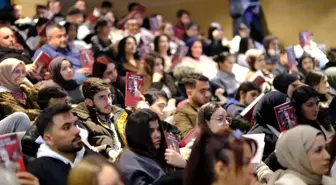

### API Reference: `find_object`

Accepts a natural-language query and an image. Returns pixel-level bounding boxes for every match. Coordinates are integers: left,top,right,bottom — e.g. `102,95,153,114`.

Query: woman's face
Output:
153,57,164,74
149,120,161,149
307,135,330,175
68,25,77,41
212,29,223,40
301,57,314,73
158,35,169,53
125,37,137,54
163,23,174,38
11,63,26,86
191,41,203,59
269,39,280,51
103,63,118,83
208,107,229,133
316,76,329,95
186,25,198,38
301,97,319,121
97,165,124,185
100,25,111,37
60,60,74,81
242,90,260,105
254,55,265,70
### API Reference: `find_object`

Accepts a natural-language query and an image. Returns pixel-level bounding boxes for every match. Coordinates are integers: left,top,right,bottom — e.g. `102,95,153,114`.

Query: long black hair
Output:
125,109,170,171
116,36,140,63
153,34,171,56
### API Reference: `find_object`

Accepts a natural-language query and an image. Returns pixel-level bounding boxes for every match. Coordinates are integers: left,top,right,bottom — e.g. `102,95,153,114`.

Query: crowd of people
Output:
0,0,335,185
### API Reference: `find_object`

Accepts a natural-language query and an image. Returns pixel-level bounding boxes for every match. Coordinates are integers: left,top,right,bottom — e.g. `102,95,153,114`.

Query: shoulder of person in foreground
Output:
272,172,307,185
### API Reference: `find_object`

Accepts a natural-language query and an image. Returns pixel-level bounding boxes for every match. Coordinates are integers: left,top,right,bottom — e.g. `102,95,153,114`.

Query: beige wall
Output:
15,0,336,47
12,0,47,18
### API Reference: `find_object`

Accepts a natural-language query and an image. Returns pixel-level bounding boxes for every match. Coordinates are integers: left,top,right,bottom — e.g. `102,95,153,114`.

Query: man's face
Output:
45,112,83,153
93,89,113,115
47,27,67,48
37,8,48,18
287,80,304,98
13,5,22,19
0,27,16,48
150,97,168,120
50,1,61,14
74,1,86,12
189,80,211,106
67,14,84,25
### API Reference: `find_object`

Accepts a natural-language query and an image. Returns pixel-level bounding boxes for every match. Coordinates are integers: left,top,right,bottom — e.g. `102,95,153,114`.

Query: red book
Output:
179,128,196,148
248,71,266,87
171,45,188,65
125,73,143,107
164,132,180,153
274,102,298,132
79,49,95,70
0,134,26,172
240,93,265,123
286,46,297,68
299,31,311,48
33,51,52,76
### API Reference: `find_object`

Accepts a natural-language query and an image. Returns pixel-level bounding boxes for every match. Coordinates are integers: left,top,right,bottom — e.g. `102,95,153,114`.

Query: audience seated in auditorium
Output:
72,78,127,161
27,104,95,185
36,56,84,104
173,74,211,137
117,109,184,185
0,58,40,121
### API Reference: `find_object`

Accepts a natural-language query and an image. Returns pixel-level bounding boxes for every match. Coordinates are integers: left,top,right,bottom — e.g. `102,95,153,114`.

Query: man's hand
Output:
17,172,39,185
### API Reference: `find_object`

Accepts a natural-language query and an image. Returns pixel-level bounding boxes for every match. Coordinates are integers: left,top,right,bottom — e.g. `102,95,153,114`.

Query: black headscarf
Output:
253,91,287,131
273,74,299,95
49,56,79,91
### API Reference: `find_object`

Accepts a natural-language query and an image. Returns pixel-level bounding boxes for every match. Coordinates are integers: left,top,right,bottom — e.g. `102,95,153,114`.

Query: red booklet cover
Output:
286,46,297,68
274,102,298,132
248,71,266,87
179,128,196,148
299,31,311,47
164,132,180,153
0,134,26,172
125,72,143,107
240,93,265,123
79,49,95,70
171,45,188,65
33,51,52,76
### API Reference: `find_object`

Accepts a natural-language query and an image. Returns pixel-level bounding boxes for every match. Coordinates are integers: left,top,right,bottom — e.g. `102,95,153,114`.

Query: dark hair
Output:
36,104,72,136
327,47,336,62
116,36,140,62
101,1,113,8
184,22,198,31
36,4,47,10
213,52,232,63
197,102,222,127
143,52,165,77
208,25,220,41
46,23,65,36
64,22,77,34
94,19,109,33
67,7,82,16
184,129,257,185
143,89,168,105
291,86,321,130
177,9,190,18
246,49,264,72
128,2,140,12
235,82,261,100
298,55,314,74
263,35,278,51
82,77,111,100
92,55,116,79
238,37,254,54
183,73,209,89
37,86,68,110
305,70,326,88
125,109,167,169
153,34,171,56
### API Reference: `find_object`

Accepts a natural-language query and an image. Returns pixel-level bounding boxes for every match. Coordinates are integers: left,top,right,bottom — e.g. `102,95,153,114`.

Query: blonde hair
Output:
68,155,121,185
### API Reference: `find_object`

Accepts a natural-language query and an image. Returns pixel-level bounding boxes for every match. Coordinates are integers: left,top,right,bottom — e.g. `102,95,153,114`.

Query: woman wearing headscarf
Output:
248,91,287,160
0,58,40,121
268,125,334,185
36,57,84,104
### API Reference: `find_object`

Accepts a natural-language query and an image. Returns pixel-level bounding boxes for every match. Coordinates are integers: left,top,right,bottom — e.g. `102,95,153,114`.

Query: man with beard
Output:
173,74,211,137
27,104,95,185
72,78,128,161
